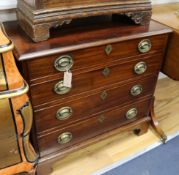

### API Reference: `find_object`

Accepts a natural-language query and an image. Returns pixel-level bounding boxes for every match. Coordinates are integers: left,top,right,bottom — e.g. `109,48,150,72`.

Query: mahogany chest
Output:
4,17,172,175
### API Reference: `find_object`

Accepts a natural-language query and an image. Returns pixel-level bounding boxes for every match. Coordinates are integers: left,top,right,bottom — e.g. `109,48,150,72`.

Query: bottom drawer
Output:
38,98,152,157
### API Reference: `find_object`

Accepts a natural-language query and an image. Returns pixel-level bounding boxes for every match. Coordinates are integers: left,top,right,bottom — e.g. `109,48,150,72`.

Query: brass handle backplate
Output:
58,132,73,144
54,55,73,72
138,39,152,53
134,61,147,75
126,108,138,120
56,107,73,121
54,80,71,95
131,84,143,96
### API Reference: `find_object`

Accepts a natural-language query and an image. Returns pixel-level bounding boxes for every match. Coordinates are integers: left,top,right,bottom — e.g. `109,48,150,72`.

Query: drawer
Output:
37,98,152,157
34,75,157,133
30,54,162,106
27,35,168,81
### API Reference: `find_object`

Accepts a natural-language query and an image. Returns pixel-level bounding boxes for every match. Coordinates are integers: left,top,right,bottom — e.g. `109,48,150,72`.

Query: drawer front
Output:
27,35,167,81
37,98,152,157
34,75,157,133
30,54,162,106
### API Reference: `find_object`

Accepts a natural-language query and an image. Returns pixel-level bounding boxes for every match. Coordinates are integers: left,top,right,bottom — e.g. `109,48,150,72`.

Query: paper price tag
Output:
63,71,72,88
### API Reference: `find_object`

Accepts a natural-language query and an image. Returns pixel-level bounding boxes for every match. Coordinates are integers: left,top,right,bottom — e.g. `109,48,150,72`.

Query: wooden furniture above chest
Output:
4,17,172,175
17,0,152,42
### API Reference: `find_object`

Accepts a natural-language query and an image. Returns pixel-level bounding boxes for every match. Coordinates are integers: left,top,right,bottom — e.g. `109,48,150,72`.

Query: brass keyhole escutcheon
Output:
98,115,105,123
105,44,113,55
100,90,108,100
102,67,110,77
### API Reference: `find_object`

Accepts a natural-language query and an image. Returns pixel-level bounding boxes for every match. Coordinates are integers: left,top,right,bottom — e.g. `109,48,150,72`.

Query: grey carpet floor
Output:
102,136,179,175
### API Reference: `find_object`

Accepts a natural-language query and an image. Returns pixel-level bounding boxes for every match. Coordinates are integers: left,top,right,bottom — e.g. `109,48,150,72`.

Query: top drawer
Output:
27,35,168,81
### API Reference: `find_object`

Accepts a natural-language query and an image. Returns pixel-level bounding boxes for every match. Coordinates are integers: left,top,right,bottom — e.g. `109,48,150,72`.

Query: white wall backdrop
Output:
0,0,17,10
152,0,179,4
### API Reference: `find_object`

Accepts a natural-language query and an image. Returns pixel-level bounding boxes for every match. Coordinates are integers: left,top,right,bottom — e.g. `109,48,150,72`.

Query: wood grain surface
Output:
38,98,152,157
49,77,179,175
3,20,171,61
3,20,172,175
30,60,159,107
0,25,9,46
34,75,157,133
23,0,151,10
26,35,167,82
17,0,152,42
0,25,37,175
152,3,179,80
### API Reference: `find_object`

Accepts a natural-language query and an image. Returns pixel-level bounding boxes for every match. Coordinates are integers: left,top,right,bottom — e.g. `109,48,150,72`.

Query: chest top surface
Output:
4,16,172,61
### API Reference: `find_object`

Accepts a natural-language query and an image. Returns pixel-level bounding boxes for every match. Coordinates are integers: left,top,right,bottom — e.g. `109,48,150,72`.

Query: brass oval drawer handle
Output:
134,61,147,75
57,132,73,144
54,80,71,95
54,55,74,72
56,107,73,121
138,39,152,53
130,84,143,96
126,108,138,120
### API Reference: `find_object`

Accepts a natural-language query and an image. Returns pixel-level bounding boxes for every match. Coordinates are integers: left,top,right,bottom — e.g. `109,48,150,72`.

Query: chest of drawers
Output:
4,17,172,175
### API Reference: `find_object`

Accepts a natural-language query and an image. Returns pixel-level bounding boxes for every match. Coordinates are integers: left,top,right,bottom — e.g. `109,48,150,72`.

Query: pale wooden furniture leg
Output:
150,98,167,144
